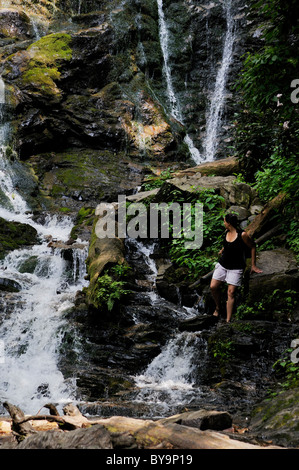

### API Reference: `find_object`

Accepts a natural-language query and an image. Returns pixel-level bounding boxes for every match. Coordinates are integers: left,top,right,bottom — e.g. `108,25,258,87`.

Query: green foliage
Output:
168,189,225,279
253,147,299,260
95,273,130,312
142,168,175,191
236,289,297,321
209,338,235,364
110,263,132,279
238,46,296,111
233,0,299,181
272,348,299,391
254,148,299,202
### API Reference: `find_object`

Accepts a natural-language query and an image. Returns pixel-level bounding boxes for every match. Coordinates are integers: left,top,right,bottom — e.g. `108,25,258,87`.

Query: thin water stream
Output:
157,0,236,164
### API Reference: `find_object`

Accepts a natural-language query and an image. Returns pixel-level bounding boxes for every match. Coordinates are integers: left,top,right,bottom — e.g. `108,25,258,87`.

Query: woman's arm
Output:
242,232,263,273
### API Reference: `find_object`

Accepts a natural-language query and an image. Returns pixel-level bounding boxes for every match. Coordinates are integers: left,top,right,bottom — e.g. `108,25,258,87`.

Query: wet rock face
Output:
1,0,252,167
1,4,183,164
0,9,32,41
0,217,38,259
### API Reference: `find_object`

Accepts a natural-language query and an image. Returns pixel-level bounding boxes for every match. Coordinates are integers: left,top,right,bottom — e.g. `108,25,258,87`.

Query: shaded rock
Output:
179,314,218,332
247,249,299,306
159,409,233,431
227,205,250,221
27,148,144,211
152,174,257,210
250,386,299,448
0,217,38,259
0,278,22,293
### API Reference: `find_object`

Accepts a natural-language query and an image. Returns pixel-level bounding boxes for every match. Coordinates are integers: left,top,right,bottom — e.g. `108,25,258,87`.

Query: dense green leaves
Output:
233,0,299,181
168,189,225,278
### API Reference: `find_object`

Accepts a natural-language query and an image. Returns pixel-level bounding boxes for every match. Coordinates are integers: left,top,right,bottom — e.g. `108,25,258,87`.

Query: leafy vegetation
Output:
272,347,299,391
95,273,131,312
166,188,225,280
209,338,235,364
232,0,299,264
233,0,299,181
235,289,297,321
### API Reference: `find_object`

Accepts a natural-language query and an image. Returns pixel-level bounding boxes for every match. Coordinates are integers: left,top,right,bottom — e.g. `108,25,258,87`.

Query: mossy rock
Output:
27,148,144,211
3,32,73,99
0,217,38,259
85,217,126,308
250,386,299,447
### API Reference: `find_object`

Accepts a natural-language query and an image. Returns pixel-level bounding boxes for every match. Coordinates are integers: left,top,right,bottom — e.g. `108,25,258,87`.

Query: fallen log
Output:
254,224,282,245
3,402,91,434
3,402,36,438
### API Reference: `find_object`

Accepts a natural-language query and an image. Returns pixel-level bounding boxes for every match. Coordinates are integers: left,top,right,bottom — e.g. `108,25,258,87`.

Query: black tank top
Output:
219,229,246,270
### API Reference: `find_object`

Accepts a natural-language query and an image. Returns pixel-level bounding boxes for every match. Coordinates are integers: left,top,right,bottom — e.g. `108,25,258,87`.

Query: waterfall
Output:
156,0,202,164
0,217,88,414
202,0,235,161
157,0,236,164
0,78,88,415
134,332,204,417
0,77,30,214
126,238,205,416
0,77,5,105
31,17,41,41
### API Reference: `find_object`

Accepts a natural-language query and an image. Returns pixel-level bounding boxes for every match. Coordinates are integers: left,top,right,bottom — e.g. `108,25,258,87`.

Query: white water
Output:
157,0,202,164
157,0,236,164
202,0,235,161
134,331,203,416
0,77,5,104
129,238,204,415
0,213,88,414
0,77,88,414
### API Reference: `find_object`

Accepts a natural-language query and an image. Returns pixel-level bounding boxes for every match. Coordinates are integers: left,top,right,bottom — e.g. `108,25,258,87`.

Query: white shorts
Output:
212,262,243,287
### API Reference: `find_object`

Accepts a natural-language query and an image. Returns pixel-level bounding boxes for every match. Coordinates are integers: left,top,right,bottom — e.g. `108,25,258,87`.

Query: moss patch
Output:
22,32,72,96
0,217,38,259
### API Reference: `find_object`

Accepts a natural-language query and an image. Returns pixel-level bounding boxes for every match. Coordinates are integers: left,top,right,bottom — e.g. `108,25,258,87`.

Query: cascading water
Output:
156,0,202,164
127,238,207,417
202,0,235,161
134,331,204,417
0,77,88,415
157,0,236,164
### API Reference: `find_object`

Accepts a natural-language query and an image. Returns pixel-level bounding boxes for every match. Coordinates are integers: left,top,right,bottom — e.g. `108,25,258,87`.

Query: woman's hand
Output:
251,265,263,274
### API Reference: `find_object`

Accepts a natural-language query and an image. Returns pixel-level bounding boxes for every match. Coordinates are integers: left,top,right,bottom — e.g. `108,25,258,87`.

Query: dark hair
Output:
225,213,239,229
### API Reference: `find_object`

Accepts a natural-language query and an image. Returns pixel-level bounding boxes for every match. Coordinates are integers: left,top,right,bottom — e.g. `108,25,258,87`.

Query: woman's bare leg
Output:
210,278,222,316
227,284,237,322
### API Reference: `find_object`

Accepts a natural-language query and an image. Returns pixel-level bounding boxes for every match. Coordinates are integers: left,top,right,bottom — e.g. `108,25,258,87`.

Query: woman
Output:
210,213,262,322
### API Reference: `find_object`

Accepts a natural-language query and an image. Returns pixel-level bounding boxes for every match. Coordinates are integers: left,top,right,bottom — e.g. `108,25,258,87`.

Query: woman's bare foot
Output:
213,309,219,317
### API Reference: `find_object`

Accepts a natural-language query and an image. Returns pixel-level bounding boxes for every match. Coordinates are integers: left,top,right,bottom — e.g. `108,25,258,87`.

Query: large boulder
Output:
1,12,186,163
27,148,144,211
250,386,299,448
151,173,259,212
0,217,38,259
247,249,298,308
